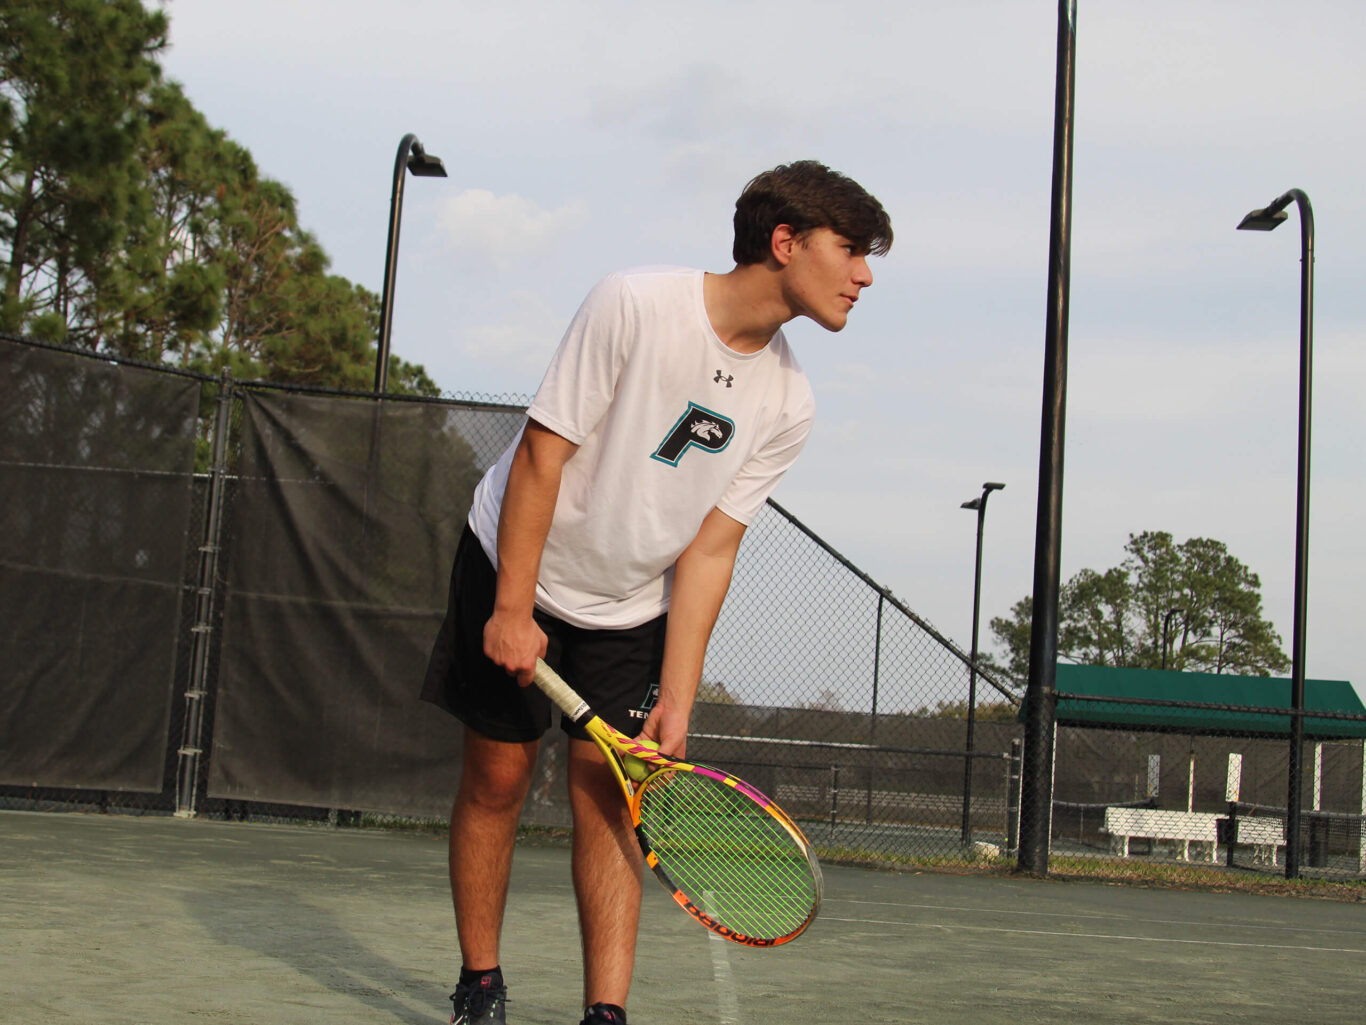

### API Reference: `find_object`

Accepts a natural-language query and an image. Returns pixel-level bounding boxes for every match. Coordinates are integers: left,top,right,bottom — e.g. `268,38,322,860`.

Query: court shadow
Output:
179,878,447,1024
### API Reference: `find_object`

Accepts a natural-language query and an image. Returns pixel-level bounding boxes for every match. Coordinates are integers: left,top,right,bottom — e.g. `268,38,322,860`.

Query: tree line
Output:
1,0,434,393
988,530,1290,684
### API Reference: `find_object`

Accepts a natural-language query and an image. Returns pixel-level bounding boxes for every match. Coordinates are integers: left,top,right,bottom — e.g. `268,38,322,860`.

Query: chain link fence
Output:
3,333,1362,882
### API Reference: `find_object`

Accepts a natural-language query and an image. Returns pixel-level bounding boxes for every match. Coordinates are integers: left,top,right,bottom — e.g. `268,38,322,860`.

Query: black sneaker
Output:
580,1003,627,1025
450,975,507,1024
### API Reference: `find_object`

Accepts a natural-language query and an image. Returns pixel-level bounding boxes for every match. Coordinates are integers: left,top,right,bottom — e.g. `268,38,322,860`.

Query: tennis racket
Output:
532,658,821,947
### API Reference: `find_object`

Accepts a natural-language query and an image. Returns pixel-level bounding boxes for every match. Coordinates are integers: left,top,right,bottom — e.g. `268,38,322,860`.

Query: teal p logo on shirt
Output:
651,402,735,466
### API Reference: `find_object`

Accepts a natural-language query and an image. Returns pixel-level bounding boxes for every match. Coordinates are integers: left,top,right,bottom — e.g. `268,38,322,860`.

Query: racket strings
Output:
643,784,814,935
636,769,817,940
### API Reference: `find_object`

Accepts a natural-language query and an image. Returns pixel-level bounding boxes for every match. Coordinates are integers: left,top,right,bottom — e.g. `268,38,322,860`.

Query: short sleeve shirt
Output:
467,267,815,629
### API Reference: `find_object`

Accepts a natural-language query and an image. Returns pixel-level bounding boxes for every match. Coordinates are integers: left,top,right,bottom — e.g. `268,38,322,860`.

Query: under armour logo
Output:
713,370,734,388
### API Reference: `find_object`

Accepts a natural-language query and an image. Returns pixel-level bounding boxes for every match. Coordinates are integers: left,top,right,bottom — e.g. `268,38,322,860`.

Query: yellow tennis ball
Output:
624,738,661,783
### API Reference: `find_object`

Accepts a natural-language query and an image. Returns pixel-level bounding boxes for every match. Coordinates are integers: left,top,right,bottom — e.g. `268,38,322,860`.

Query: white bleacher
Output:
1103,806,1222,863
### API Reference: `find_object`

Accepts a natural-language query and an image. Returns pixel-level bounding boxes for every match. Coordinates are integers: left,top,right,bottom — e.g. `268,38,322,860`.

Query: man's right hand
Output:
484,419,576,688
483,611,548,687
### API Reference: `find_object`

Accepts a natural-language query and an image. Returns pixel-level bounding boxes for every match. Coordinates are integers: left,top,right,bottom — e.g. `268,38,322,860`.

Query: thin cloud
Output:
460,290,568,379
436,190,589,270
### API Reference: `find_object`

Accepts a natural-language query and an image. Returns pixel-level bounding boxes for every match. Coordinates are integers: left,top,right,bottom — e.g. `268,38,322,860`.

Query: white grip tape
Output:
533,659,591,722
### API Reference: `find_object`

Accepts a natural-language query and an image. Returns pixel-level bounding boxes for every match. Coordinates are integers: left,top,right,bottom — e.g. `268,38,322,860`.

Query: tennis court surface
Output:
2,809,1363,1024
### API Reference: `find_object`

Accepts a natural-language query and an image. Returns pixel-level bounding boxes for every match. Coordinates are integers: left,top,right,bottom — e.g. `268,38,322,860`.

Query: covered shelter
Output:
1052,664,1366,741
1033,666,1366,872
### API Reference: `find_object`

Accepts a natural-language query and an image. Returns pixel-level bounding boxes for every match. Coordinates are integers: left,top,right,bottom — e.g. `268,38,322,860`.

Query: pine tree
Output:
989,532,1290,682
1,1,439,395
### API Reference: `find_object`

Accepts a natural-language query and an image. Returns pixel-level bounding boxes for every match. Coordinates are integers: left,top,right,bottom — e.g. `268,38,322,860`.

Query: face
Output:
780,227,874,332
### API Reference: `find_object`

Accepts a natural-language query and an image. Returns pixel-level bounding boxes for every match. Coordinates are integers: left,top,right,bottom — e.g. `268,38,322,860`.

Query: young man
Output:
422,160,892,1025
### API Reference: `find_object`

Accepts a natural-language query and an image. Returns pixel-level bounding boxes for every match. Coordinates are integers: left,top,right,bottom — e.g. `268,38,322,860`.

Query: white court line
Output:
820,916,1366,955
706,930,741,1025
826,898,1126,922
825,898,1366,937
703,891,740,1025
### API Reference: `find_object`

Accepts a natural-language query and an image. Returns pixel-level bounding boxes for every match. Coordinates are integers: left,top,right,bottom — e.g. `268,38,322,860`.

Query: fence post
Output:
1225,800,1238,868
869,592,883,740
1359,738,1366,875
865,594,883,824
829,765,840,842
174,369,233,817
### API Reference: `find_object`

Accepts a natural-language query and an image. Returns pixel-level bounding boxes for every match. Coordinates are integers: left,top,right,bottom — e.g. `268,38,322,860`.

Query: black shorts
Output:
420,525,667,743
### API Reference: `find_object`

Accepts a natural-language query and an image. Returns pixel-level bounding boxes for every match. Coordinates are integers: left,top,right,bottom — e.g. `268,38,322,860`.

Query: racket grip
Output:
533,658,592,723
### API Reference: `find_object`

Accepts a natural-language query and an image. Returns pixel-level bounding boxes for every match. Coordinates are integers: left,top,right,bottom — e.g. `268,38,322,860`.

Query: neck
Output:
702,264,792,354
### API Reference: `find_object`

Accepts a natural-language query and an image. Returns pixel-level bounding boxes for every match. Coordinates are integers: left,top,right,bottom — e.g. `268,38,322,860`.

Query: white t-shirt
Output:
468,266,815,629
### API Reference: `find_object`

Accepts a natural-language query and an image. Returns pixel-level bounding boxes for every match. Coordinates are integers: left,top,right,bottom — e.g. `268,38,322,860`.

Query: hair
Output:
731,160,893,266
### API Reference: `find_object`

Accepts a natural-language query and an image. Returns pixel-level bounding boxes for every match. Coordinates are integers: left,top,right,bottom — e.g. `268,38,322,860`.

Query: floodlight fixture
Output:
1237,198,1291,232
407,141,448,178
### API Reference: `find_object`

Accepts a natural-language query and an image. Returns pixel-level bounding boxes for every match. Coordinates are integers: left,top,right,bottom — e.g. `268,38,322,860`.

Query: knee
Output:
567,744,630,823
458,737,537,814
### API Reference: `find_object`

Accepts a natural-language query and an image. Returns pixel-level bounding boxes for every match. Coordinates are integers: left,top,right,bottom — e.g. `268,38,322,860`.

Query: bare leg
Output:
568,737,642,1010
449,728,539,970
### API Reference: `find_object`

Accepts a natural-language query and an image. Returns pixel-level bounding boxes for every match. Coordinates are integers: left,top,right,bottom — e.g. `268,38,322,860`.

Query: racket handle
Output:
533,658,592,723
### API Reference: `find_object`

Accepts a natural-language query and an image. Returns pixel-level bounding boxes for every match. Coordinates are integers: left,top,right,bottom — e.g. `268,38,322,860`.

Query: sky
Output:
154,1,1365,696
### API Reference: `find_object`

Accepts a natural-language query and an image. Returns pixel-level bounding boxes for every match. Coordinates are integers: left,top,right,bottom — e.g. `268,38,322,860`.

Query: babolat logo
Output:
651,402,735,466
680,900,776,947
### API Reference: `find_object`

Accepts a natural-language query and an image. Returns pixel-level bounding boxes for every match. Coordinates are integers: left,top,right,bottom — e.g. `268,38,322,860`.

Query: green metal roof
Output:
1037,664,1366,740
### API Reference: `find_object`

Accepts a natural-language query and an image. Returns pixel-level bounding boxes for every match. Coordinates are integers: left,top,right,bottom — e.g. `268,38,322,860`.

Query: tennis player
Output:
422,160,892,1025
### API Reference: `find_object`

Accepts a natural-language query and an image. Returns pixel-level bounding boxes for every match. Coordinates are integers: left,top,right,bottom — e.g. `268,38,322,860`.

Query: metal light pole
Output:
1019,0,1077,877
1237,188,1314,879
960,482,1005,846
374,133,447,393
1161,606,1184,670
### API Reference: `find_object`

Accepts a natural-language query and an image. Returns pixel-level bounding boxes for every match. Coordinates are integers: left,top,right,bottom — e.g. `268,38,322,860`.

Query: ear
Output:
769,224,800,267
